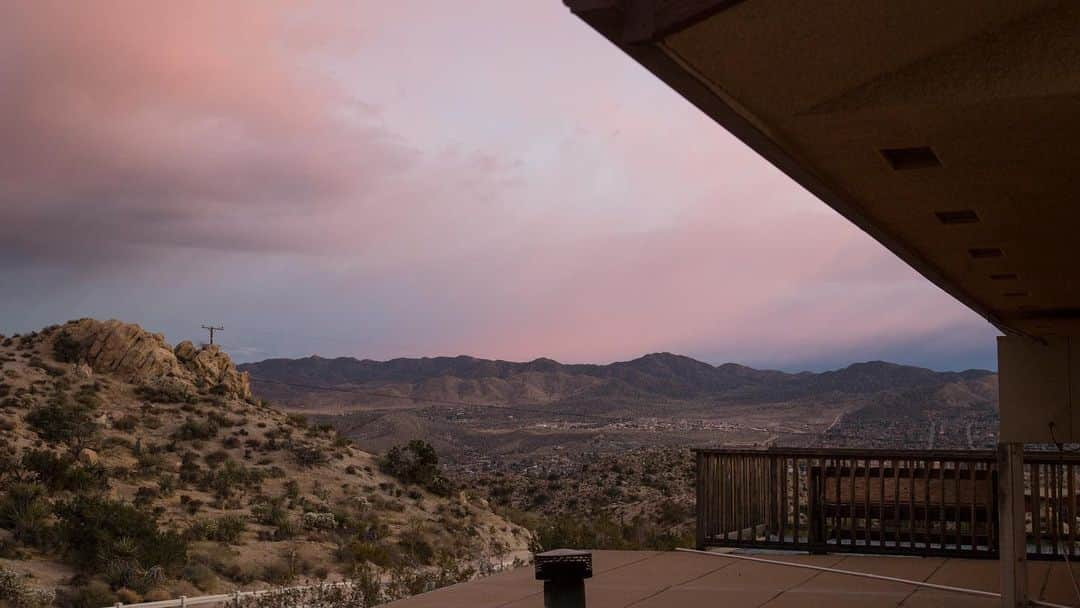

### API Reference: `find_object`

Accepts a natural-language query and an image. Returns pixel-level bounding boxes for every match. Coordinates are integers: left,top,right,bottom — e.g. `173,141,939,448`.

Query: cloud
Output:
0,2,998,370
0,2,513,270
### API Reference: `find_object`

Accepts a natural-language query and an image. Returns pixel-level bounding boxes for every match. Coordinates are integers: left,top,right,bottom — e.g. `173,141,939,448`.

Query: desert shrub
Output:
204,450,229,468
180,496,204,516
25,397,98,444
206,411,237,428
115,588,142,604
103,559,167,595
134,486,159,507
113,415,139,431
28,357,65,377
396,526,435,566
157,474,177,497
252,500,297,540
137,380,197,404
60,579,115,608
187,515,247,544
174,417,219,441
380,441,453,497
263,465,286,479
54,496,188,575
179,452,203,483
336,540,396,569
259,560,294,586
302,511,336,531
181,563,220,592
286,413,308,428
51,331,82,363
0,483,52,546
0,567,56,608
136,450,167,474
251,498,289,526
292,445,329,468
200,459,265,499
21,450,107,494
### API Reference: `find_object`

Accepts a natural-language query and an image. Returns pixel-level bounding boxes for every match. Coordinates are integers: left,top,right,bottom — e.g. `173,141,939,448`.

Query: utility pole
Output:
201,324,224,346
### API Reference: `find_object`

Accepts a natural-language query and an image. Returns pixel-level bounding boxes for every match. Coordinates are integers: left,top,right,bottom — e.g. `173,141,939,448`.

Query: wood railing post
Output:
808,465,824,552
695,451,706,549
998,443,1027,608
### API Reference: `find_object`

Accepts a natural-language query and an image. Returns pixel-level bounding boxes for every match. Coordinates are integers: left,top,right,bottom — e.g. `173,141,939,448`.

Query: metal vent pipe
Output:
534,549,592,608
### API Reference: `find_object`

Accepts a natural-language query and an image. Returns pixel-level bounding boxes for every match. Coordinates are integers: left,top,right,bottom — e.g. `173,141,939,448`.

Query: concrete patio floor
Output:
382,549,1080,607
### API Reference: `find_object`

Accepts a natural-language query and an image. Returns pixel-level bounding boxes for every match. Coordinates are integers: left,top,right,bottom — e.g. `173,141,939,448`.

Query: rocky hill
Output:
240,352,996,410
0,320,529,608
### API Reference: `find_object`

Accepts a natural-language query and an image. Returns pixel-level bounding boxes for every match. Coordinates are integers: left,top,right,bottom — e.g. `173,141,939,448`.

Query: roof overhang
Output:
566,0,1080,338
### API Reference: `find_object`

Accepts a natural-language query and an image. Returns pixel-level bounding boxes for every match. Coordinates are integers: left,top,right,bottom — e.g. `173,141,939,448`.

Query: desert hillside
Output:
0,320,530,608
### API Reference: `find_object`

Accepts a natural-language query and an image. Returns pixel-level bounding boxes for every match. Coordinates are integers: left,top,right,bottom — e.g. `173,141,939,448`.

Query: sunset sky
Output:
0,2,998,371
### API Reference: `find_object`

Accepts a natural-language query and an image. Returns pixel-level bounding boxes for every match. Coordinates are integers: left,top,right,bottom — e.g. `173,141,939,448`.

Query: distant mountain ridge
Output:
240,352,996,408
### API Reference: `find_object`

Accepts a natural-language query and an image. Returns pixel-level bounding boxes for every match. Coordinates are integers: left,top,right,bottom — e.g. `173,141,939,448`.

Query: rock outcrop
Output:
52,319,251,400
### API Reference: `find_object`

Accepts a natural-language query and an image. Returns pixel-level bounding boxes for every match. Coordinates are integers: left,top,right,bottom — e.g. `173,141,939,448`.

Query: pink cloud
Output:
0,2,996,369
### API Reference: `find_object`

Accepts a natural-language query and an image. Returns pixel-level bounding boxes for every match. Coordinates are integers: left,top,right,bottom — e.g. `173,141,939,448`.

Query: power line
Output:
201,324,224,346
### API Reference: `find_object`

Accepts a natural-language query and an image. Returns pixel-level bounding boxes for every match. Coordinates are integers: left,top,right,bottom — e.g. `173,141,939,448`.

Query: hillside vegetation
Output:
0,320,529,608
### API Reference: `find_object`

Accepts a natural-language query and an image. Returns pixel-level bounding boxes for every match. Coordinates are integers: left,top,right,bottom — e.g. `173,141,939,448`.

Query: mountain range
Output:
239,352,997,410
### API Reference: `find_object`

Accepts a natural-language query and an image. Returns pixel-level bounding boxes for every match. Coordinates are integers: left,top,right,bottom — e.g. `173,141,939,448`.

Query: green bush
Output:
0,483,52,546
113,415,139,431
174,418,218,441
336,540,396,569
136,382,197,404
54,496,188,575
187,515,247,544
25,397,98,444
396,527,435,566
199,459,265,499
292,445,329,468
380,441,453,497
52,331,82,363
21,450,107,494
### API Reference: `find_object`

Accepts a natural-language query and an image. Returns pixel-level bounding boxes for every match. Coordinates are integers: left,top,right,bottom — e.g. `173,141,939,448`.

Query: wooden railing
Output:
695,448,1080,560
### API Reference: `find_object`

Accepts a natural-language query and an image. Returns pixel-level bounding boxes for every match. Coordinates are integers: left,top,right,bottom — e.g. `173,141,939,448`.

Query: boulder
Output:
60,319,184,382
188,345,251,400
174,341,198,363
53,319,252,400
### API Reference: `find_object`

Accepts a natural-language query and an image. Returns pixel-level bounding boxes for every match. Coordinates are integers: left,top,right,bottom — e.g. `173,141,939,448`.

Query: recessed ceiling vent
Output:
935,209,979,224
880,146,941,170
969,247,1004,259
990,273,1019,281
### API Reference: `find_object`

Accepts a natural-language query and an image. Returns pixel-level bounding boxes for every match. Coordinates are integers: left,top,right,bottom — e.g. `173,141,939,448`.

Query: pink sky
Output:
0,2,997,370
